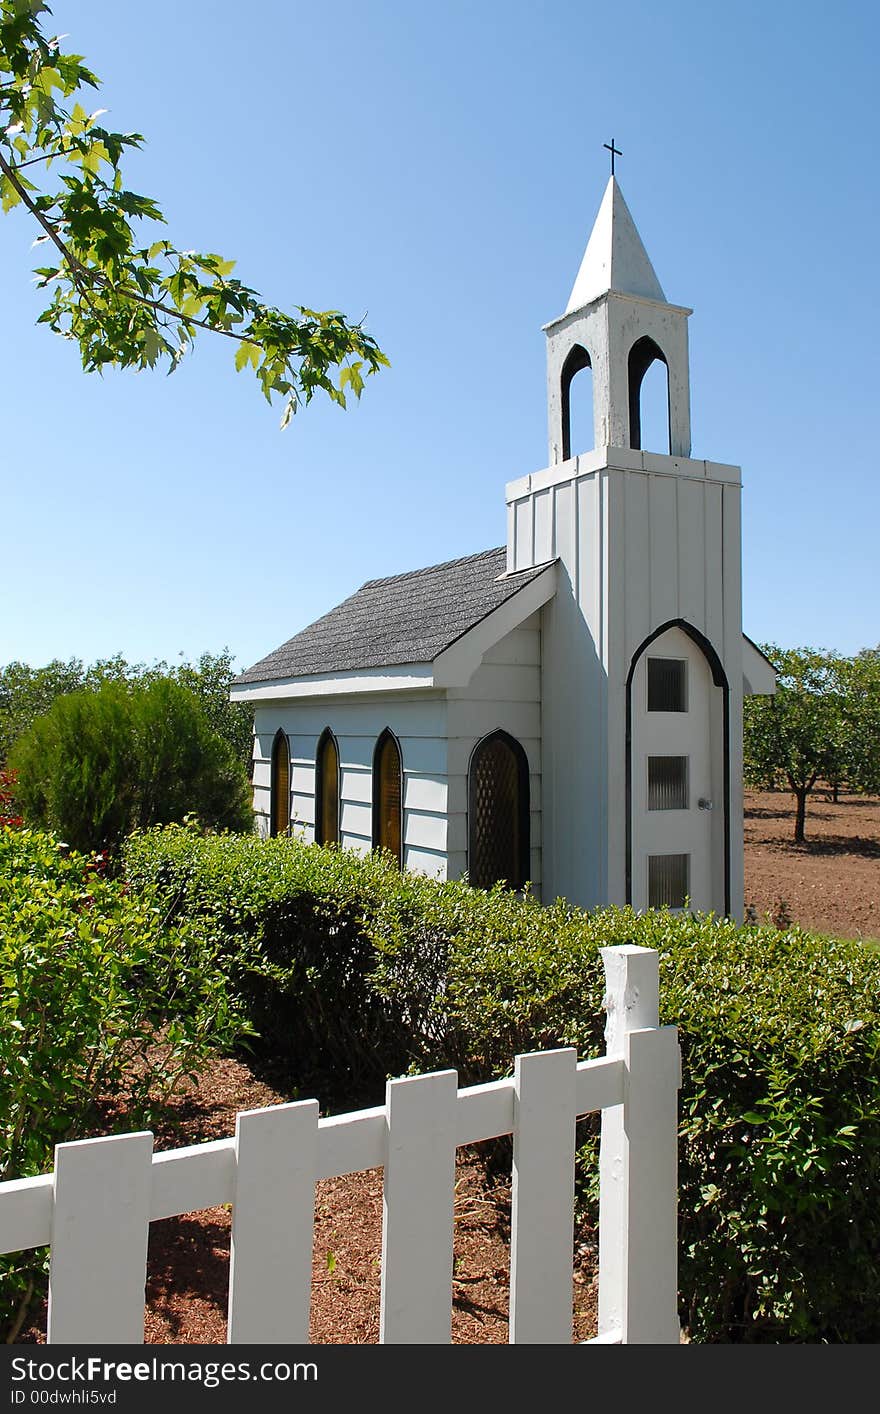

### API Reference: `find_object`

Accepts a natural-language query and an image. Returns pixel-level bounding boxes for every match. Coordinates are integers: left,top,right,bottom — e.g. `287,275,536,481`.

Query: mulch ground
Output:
17,789,879,1344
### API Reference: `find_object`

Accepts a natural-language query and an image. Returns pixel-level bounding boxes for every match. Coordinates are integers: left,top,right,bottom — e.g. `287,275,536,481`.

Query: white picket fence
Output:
0,944,681,1345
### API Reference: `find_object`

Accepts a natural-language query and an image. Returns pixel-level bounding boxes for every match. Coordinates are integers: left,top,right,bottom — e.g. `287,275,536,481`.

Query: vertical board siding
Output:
676,476,706,628
380,1071,458,1344
48,1132,153,1345
228,1101,319,1345
648,473,678,627
514,497,534,570
703,480,724,649
623,470,651,655
534,488,553,563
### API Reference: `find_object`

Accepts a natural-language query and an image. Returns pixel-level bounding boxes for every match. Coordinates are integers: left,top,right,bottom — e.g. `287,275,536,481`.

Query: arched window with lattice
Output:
468,730,530,890
315,728,340,846
372,729,402,867
270,730,290,838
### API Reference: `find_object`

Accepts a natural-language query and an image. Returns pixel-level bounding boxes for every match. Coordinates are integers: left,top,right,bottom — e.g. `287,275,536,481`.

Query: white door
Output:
630,627,723,914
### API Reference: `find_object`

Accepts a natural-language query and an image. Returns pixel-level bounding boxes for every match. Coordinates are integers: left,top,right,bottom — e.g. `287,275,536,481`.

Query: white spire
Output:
565,176,666,314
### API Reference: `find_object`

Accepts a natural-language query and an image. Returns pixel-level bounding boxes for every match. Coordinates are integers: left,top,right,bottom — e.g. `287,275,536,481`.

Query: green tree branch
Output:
0,1,388,427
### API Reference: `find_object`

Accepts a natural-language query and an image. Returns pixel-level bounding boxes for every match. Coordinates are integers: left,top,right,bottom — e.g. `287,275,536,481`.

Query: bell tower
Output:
545,176,692,463
506,167,745,920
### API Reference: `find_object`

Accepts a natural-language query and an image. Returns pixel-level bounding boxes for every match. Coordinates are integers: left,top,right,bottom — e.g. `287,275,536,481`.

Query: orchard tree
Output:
743,646,845,843
0,1,388,427
839,649,880,797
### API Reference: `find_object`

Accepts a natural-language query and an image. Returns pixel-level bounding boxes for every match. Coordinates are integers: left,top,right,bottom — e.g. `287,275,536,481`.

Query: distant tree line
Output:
0,651,255,853
744,645,880,841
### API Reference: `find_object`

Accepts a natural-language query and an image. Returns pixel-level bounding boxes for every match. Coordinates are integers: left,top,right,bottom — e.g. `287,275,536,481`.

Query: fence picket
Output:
227,1099,319,1344
509,1047,578,1343
380,1069,458,1344
47,1131,153,1345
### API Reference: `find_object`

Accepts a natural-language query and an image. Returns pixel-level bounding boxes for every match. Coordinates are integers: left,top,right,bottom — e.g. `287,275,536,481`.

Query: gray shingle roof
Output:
234,547,554,684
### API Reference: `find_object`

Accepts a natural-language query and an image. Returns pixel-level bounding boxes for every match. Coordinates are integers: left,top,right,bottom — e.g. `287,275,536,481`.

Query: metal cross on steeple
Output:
603,138,622,176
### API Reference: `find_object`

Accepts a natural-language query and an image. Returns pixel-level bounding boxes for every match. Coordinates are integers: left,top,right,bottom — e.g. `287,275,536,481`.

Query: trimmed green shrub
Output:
124,827,880,1342
123,826,435,1106
10,678,252,852
0,827,253,1339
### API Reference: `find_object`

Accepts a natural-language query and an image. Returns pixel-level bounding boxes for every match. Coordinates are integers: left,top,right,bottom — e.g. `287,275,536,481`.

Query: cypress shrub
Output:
10,679,252,852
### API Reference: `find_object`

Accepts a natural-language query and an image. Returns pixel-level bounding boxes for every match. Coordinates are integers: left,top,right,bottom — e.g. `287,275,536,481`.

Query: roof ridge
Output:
360,545,503,591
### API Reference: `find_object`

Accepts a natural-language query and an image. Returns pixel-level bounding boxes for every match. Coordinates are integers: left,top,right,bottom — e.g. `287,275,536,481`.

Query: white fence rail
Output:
0,945,681,1345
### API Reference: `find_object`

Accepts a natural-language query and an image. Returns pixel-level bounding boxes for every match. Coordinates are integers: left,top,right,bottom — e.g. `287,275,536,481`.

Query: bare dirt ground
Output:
744,787,880,940
18,788,878,1344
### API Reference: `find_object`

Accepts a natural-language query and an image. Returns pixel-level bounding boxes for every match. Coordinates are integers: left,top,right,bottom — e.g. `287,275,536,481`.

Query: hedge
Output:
124,826,880,1342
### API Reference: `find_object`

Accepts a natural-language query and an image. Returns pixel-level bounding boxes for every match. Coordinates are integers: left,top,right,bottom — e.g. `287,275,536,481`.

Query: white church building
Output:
232,175,775,919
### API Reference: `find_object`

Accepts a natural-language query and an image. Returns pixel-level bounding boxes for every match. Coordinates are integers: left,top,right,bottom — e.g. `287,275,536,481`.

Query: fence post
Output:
509,1047,578,1343
380,1069,458,1344
47,1132,153,1345
598,945,680,1344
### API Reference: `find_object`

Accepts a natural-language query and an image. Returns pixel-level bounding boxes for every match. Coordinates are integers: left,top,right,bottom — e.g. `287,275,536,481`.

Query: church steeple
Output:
545,177,692,463
565,177,666,313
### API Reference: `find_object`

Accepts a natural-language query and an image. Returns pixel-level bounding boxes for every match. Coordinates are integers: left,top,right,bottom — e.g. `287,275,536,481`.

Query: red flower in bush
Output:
0,769,23,829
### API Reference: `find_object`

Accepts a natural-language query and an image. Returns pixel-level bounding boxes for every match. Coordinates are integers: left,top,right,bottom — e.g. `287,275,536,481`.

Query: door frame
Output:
625,619,730,916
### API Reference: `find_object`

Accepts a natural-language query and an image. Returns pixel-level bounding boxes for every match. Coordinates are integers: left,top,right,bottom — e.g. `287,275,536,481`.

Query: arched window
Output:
468,730,530,890
628,336,670,453
270,730,290,838
315,728,340,846
561,343,593,460
372,729,402,867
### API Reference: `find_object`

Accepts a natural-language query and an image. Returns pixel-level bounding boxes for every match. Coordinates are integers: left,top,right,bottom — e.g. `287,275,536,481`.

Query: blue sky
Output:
2,0,878,672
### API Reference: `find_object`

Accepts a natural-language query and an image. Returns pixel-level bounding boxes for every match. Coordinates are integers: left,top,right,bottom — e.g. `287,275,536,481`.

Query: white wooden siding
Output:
446,615,543,895
251,696,449,870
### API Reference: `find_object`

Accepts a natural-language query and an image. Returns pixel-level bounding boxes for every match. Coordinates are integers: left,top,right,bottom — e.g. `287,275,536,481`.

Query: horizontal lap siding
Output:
446,616,542,895
251,699,449,871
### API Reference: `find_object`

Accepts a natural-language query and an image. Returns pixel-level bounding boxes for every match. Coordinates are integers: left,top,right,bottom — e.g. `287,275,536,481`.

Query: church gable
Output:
234,547,553,689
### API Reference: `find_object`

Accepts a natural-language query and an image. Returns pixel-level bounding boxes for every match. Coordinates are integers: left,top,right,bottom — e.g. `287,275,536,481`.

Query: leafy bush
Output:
0,827,253,1339
10,678,252,852
125,826,880,1342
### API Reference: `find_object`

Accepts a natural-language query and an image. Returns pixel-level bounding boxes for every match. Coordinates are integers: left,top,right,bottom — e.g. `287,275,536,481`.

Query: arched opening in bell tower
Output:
560,344,593,460
628,336,670,454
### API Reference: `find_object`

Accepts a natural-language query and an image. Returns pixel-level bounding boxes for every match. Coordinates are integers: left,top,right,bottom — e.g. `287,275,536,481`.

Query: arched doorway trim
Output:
625,619,730,914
